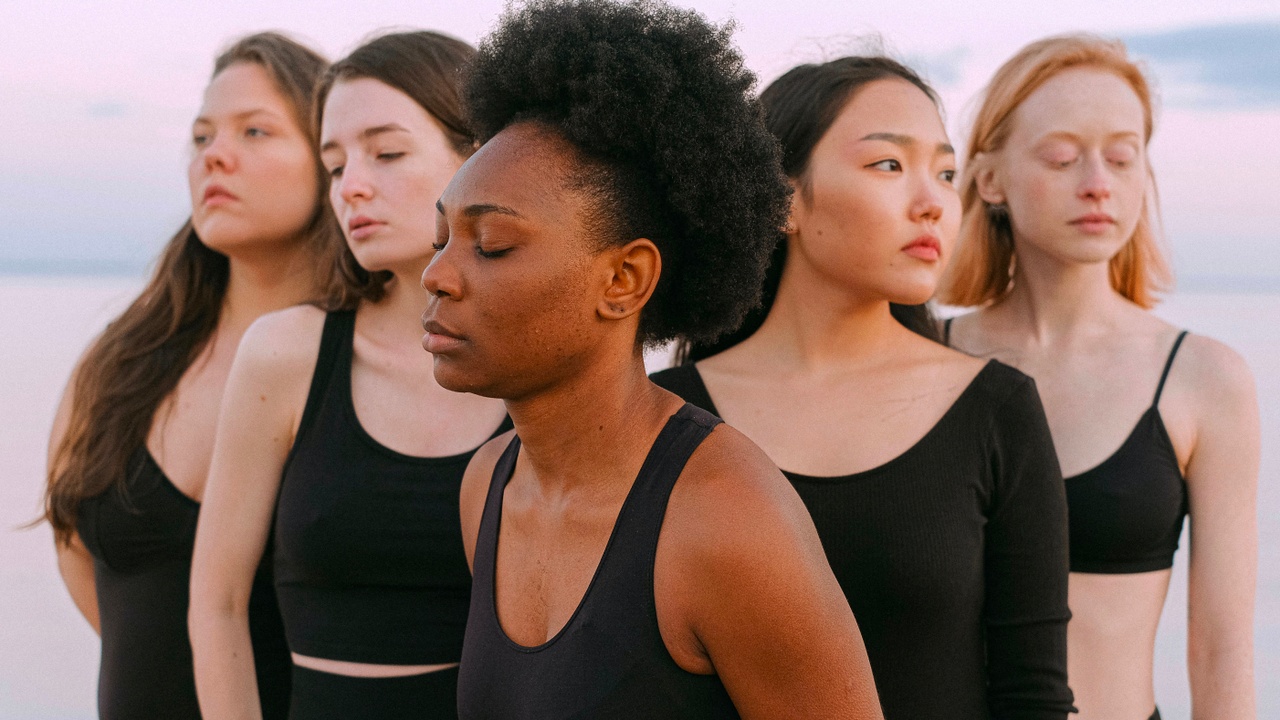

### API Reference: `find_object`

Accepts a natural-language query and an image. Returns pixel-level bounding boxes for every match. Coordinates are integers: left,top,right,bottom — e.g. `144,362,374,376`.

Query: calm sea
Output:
2,276,1275,719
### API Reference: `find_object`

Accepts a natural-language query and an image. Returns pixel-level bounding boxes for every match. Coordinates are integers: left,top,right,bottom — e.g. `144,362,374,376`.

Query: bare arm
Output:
1182,338,1258,719
189,308,321,720
661,429,883,719
47,359,100,633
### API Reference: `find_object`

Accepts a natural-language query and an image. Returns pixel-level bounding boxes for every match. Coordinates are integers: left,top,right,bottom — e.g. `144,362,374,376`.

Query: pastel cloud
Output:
1125,23,1280,108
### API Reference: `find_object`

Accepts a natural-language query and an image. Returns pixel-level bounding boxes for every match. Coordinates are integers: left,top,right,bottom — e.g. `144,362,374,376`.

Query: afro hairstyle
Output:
464,0,791,347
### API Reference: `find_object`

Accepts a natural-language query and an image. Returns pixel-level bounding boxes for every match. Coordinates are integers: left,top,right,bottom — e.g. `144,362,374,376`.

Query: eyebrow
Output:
860,132,954,155
435,199,525,219
320,123,410,153
193,108,282,126
1037,130,1142,143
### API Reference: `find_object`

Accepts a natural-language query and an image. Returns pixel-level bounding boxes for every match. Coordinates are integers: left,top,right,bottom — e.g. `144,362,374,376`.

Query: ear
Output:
971,152,1006,206
596,238,661,322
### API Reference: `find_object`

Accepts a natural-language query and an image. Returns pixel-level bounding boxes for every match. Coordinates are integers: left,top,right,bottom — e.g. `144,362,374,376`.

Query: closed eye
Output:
476,246,511,259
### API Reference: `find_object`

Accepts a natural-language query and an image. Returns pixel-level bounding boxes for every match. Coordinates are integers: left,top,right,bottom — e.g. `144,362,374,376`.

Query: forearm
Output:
190,603,265,720
1189,632,1254,720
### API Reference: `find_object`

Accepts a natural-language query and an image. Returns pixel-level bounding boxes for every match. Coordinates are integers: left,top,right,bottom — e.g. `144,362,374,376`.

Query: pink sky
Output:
3,0,1279,283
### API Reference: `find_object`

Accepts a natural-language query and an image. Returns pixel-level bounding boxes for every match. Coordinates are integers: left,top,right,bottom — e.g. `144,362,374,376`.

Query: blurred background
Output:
1,0,1276,717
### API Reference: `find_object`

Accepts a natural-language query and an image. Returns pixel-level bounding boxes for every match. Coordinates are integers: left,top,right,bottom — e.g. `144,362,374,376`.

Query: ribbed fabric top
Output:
651,361,1075,720
274,309,510,665
77,447,291,719
457,404,741,720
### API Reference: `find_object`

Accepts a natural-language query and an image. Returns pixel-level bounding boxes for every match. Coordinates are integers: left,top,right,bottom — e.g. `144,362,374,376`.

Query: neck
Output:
746,253,908,372
998,240,1123,344
358,260,434,344
219,240,318,338
505,343,673,494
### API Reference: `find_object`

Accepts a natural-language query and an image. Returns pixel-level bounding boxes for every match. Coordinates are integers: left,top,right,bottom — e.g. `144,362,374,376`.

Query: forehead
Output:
441,123,579,217
1012,67,1146,141
826,78,947,144
200,62,291,118
320,77,436,142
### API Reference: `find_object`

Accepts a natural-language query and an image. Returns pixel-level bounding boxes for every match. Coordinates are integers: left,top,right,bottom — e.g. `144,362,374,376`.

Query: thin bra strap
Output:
1153,330,1190,405
943,317,954,347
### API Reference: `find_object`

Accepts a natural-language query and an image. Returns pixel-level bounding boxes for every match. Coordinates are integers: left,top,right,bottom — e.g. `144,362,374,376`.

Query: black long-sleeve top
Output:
651,360,1075,720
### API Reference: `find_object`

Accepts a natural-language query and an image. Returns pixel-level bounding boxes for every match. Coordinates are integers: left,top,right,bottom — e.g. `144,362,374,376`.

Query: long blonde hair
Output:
939,34,1172,309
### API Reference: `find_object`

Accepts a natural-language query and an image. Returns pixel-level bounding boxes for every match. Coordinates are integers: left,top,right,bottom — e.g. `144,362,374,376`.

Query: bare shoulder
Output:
459,429,517,568
664,423,816,558
1175,333,1256,405
235,304,328,378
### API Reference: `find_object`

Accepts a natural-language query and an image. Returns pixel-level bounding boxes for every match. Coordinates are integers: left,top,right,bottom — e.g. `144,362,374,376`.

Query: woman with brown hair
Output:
652,54,1074,720
189,31,508,719
940,35,1258,720
44,32,338,720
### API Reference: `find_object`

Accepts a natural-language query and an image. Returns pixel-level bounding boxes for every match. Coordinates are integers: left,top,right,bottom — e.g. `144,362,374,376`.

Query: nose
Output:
1078,153,1112,202
201,133,237,174
909,174,944,224
421,241,462,300
338,156,374,205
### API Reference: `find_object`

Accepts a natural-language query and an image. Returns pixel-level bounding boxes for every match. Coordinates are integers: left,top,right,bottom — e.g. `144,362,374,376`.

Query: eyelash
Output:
476,246,510,259
869,159,902,172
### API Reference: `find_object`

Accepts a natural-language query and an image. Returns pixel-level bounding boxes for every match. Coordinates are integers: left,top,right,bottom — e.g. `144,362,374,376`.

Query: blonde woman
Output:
941,35,1258,720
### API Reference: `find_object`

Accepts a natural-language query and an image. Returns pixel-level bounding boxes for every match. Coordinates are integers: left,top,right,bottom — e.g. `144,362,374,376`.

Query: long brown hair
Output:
314,30,478,310
44,32,337,543
679,56,943,364
938,34,1172,309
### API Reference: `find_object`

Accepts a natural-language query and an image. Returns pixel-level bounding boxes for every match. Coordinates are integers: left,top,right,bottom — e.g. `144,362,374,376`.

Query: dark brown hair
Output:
314,30,478,310
680,56,942,363
44,32,336,543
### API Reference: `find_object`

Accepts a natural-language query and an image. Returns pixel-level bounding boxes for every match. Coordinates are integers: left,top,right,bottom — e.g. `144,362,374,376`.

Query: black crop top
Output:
944,320,1191,575
274,310,510,665
1064,331,1189,574
457,404,740,719
77,448,291,720
651,361,1075,720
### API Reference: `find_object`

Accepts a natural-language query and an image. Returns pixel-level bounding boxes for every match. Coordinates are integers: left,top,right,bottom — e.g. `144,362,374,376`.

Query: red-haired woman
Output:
940,34,1258,720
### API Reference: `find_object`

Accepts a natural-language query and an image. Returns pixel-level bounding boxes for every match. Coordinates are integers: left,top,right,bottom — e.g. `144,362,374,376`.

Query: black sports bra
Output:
944,319,1188,574
274,310,511,665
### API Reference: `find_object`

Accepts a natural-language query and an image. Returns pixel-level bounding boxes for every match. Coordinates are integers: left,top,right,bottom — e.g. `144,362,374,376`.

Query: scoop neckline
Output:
689,360,998,484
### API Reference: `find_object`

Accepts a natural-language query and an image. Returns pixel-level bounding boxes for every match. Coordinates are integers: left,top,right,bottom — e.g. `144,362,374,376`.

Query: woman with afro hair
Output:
421,0,882,717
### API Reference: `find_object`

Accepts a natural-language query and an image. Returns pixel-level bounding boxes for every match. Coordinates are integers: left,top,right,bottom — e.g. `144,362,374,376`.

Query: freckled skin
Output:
424,125,614,400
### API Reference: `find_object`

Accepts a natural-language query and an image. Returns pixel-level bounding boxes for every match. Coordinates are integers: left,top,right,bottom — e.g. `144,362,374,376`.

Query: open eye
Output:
327,166,344,179
245,127,268,138
940,169,956,184
868,159,902,172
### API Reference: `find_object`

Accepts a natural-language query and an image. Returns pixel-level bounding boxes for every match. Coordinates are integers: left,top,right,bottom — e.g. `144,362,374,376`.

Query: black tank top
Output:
1065,331,1189,573
944,320,1190,574
274,310,510,664
77,448,291,720
456,404,741,719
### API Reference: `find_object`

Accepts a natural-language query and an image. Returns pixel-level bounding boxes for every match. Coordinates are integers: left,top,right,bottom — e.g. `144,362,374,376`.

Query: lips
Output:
347,215,384,241
421,318,465,355
901,235,942,262
1069,212,1116,234
202,184,237,205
